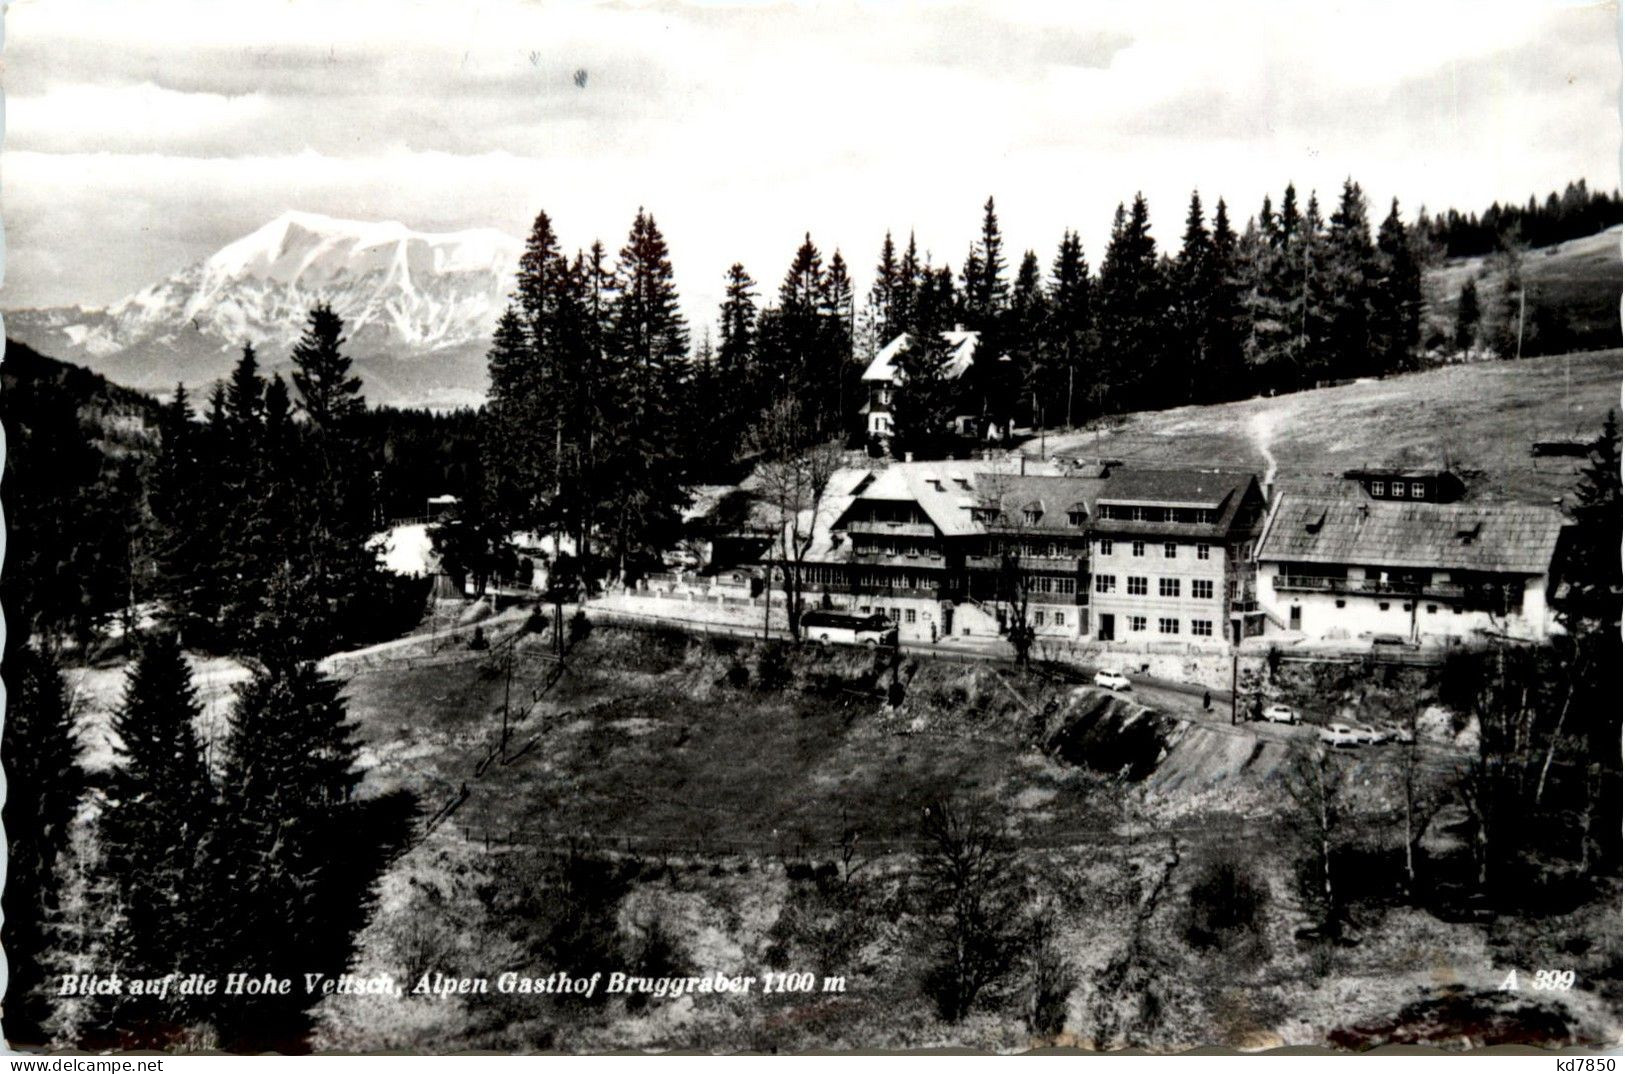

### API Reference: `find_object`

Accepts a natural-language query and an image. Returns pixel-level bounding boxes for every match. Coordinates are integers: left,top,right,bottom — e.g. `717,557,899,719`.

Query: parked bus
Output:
801,610,898,647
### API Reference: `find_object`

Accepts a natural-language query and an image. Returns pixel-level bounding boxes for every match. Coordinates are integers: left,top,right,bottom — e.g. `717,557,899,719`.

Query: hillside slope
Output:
1035,349,1620,505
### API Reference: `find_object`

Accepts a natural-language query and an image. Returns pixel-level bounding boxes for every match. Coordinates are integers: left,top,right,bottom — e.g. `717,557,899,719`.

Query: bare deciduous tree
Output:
916,798,1027,1022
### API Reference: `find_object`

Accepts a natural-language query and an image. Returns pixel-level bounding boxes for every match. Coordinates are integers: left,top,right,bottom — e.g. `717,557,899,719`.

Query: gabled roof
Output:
861,330,979,383
831,457,1072,538
1255,493,1566,575
970,473,1110,533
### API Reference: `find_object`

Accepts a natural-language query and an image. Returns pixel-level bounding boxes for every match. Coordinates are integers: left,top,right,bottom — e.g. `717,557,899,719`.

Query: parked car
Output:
1093,670,1133,692
1370,633,1414,649
1354,723,1389,745
1261,703,1299,724
1319,722,1362,748
1386,724,1416,745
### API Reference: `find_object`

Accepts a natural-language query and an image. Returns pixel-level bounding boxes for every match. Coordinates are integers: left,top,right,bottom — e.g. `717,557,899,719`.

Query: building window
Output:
1197,543,1210,560
1159,578,1181,598
1335,599,1345,608
1095,574,1117,594
1192,579,1214,600
1055,612,1066,627
1371,480,1385,497
889,608,900,621
1163,542,1177,559
1411,482,1425,499
1127,576,1148,596
1158,618,1179,635
1024,509,1043,525
1379,602,1390,611
1132,541,1146,557
1035,611,1046,626
1402,603,1413,612
859,606,870,614
1130,615,1147,632
1191,619,1213,637
1056,578,1076,595
1100,539,1113,556
1427,604,1438,614
906,609,917,624
1068,511,1086,526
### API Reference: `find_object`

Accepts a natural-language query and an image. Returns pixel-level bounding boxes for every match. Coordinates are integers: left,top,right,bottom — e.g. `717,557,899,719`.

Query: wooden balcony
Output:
1273,575,1468,600
845,519,935,538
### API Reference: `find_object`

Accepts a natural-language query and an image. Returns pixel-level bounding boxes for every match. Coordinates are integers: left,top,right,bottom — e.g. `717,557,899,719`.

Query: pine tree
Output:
1,645,84,1046
96,634,216,1045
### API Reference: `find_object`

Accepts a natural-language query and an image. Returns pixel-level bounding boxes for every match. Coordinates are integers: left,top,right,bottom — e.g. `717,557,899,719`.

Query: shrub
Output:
569,609,592,643
724,663,750,689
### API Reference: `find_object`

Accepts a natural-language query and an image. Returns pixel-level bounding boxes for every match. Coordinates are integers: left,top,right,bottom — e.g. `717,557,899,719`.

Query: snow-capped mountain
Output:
7,211,524,407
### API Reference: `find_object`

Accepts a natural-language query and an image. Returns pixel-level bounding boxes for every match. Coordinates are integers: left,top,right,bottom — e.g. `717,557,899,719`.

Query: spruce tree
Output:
1174,190,1214,403
1324,178,1375,379
1205,198,1249,403
1045,229,1094,427
869,231,901,345
1007,250,1048,426
1372,197,1422,372
1095,194,1162,412
1557,410,1623,634
96,634,215,1045
1,645,84,1046
214,662,388,1051
290,304,364,438
717,263,760,447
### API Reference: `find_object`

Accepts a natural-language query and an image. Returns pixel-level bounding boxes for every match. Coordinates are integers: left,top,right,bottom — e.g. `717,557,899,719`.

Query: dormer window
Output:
1410,482,1426,499
1371,481,1385,497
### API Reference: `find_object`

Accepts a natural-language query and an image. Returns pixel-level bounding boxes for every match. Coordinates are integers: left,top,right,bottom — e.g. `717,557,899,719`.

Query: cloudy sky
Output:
5,0,1620,329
